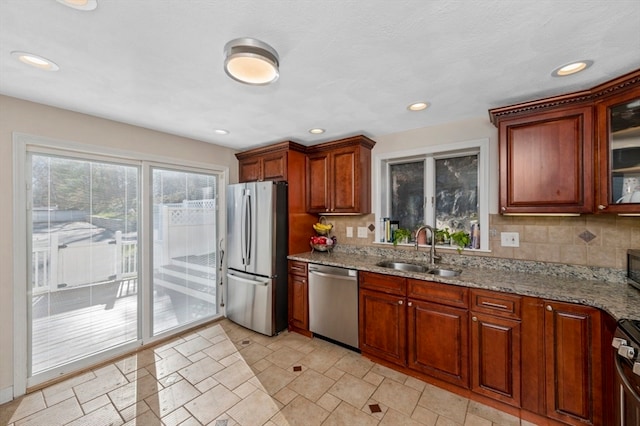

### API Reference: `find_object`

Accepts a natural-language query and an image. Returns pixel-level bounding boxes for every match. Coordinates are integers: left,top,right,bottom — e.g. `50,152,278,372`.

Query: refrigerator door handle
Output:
227,272,269,286
245,192,252,266
241,191,252,266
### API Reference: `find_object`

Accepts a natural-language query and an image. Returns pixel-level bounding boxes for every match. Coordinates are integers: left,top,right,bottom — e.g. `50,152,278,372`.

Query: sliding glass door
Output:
28,153,140,376
151,168,219,335
22,142,223,386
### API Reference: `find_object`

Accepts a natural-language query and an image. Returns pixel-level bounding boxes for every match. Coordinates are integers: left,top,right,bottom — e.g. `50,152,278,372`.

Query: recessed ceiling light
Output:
552,60,593,77
11,51,59,71
407,102,429,111
56,0,98,11
214,129,229,135
309,128,325,134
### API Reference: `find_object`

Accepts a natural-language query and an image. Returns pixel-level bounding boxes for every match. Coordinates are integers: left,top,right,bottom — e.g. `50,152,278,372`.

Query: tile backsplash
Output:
319,214,640,270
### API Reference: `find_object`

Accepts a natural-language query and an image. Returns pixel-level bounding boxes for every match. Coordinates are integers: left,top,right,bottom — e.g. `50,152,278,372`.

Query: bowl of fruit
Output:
312,222,333,236
310,235,336,252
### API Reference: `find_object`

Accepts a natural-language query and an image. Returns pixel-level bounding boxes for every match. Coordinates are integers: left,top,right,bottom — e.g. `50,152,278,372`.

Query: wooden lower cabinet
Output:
287,261,310,336
359,288,407,366
544,300,603,426
470,312,521,406
408,299,469,388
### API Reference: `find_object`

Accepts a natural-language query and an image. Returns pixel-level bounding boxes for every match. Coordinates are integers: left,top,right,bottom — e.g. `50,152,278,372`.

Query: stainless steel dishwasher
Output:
308,263,359,349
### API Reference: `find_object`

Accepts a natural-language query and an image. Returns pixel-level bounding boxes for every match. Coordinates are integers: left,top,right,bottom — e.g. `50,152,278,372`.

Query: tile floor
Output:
1,319,539,426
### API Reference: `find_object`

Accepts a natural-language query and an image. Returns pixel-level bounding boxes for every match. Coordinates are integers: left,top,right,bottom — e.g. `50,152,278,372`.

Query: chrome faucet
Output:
415,225,437,267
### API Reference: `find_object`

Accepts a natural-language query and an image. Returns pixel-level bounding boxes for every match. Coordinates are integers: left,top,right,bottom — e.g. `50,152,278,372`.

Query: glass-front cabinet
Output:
596,82,640,214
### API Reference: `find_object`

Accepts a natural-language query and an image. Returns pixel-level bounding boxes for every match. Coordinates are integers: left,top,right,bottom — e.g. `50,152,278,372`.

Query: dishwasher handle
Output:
309,270,357,281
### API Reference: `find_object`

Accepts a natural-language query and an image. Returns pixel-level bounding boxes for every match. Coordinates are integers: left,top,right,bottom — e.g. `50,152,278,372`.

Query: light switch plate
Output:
501,232,520,247
357,227,368,238
346,227,353,238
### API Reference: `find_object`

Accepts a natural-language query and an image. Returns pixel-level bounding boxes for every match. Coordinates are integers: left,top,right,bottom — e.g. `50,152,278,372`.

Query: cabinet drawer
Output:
288,261,308,276
470,289,521,319
359,271,406,296
407,279,468,308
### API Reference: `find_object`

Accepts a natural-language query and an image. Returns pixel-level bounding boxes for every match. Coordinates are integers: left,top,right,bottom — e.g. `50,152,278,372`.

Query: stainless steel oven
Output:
613,320,640,426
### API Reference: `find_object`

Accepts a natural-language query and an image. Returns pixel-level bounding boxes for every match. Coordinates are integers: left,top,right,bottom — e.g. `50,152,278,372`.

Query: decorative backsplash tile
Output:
579,230,597,243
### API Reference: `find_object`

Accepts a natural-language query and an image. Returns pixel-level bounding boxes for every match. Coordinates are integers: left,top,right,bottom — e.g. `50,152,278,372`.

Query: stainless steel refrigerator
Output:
226,181,288,336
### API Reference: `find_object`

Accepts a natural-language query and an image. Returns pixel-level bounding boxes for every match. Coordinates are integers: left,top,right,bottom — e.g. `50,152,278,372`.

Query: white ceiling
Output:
1,1,639,151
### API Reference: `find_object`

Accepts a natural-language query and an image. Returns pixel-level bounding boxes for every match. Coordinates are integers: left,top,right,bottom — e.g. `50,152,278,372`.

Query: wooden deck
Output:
31,284,216,375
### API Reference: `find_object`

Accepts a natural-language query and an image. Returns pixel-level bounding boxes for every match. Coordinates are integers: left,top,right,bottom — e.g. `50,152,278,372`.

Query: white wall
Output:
0,95,239,398
370,117,499,213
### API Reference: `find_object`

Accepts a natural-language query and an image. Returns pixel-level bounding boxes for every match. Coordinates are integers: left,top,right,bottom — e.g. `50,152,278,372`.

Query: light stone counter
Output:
288,247,640,322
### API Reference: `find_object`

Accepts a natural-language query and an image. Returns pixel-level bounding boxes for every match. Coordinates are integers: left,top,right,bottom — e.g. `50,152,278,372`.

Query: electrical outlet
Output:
500,232,520,247
346,227,353,238
357,227,368,238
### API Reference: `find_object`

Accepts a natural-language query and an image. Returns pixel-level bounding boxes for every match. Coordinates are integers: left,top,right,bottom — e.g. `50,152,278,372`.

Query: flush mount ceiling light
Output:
214,129,229,135
224,37,279,85
407,102,429,111
552,60,593,77
56,0,98,11
11,51,59,71
309,128,325,134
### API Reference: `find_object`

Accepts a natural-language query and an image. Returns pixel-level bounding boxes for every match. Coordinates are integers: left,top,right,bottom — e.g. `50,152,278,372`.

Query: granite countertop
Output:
288,250,640,322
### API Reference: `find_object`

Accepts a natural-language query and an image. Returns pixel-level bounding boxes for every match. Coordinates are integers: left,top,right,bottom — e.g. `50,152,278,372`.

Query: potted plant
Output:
393,228,412,246
435,228,450,245
450,230,470,254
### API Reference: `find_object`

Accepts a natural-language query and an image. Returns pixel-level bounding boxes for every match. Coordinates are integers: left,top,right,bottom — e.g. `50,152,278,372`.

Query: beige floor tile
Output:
466,401,520,426
122,409,161,426
411,405,439,426
219,352,243,367
125,366,151,383
322,401,379,426
65,402,123,426
323,366,346,381
178,416,202,426
159,406,191,426
418,384,469,425
250,357,273,373
233,381,257,399
184,384,240,425
73,367,129,404
195,377,219,393
316,392,341,412
227,389,280,426
213,359,255,390
0,392,47,425
521,419,539,426
278,395,329,426
115,351,158,376
379,408,424,426
287,369,335,402
463,412,492,426
81,394,111,414
371,377,421,416
297,347,343,373
119,400,151,423
273,386,298,406
436,416,464,426
328,373,377,409
405,375,427,392
148,352,192,381
15,397,83,426
145,379,199,418
176,335,210,354
187,350,208,363
255,364,297,394
333,353,374,378
239,342,274,365
203,339,238,361
178,356,225,385
41,371,95,407
264,346,306,370
370,363,409,383
108,373,163,411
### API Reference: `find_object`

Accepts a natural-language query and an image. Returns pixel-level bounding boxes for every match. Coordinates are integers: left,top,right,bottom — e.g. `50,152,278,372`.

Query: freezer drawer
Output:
226,270,273,336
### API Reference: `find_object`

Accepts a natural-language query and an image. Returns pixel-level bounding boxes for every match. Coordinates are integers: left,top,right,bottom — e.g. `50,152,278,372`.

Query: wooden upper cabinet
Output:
306,135,375,214
490,68,640,215
594,71,640,214
495,105,594,214
236,141,306,182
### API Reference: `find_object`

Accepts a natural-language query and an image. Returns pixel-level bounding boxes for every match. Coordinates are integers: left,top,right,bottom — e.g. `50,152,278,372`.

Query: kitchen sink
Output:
376,261,429,273
427,268,461,277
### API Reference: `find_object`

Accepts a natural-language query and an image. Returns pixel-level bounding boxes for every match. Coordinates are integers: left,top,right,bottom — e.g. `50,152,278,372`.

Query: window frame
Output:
374,138,490,251
13,132,228,393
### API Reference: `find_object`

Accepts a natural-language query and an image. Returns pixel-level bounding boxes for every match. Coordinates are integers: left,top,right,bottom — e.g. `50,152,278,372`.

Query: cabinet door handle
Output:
501,206,506,212
398,300,404,305
472,316,478,322
480,301,509,310
407,301,412,307
598,204,606,210
546,305,553,311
